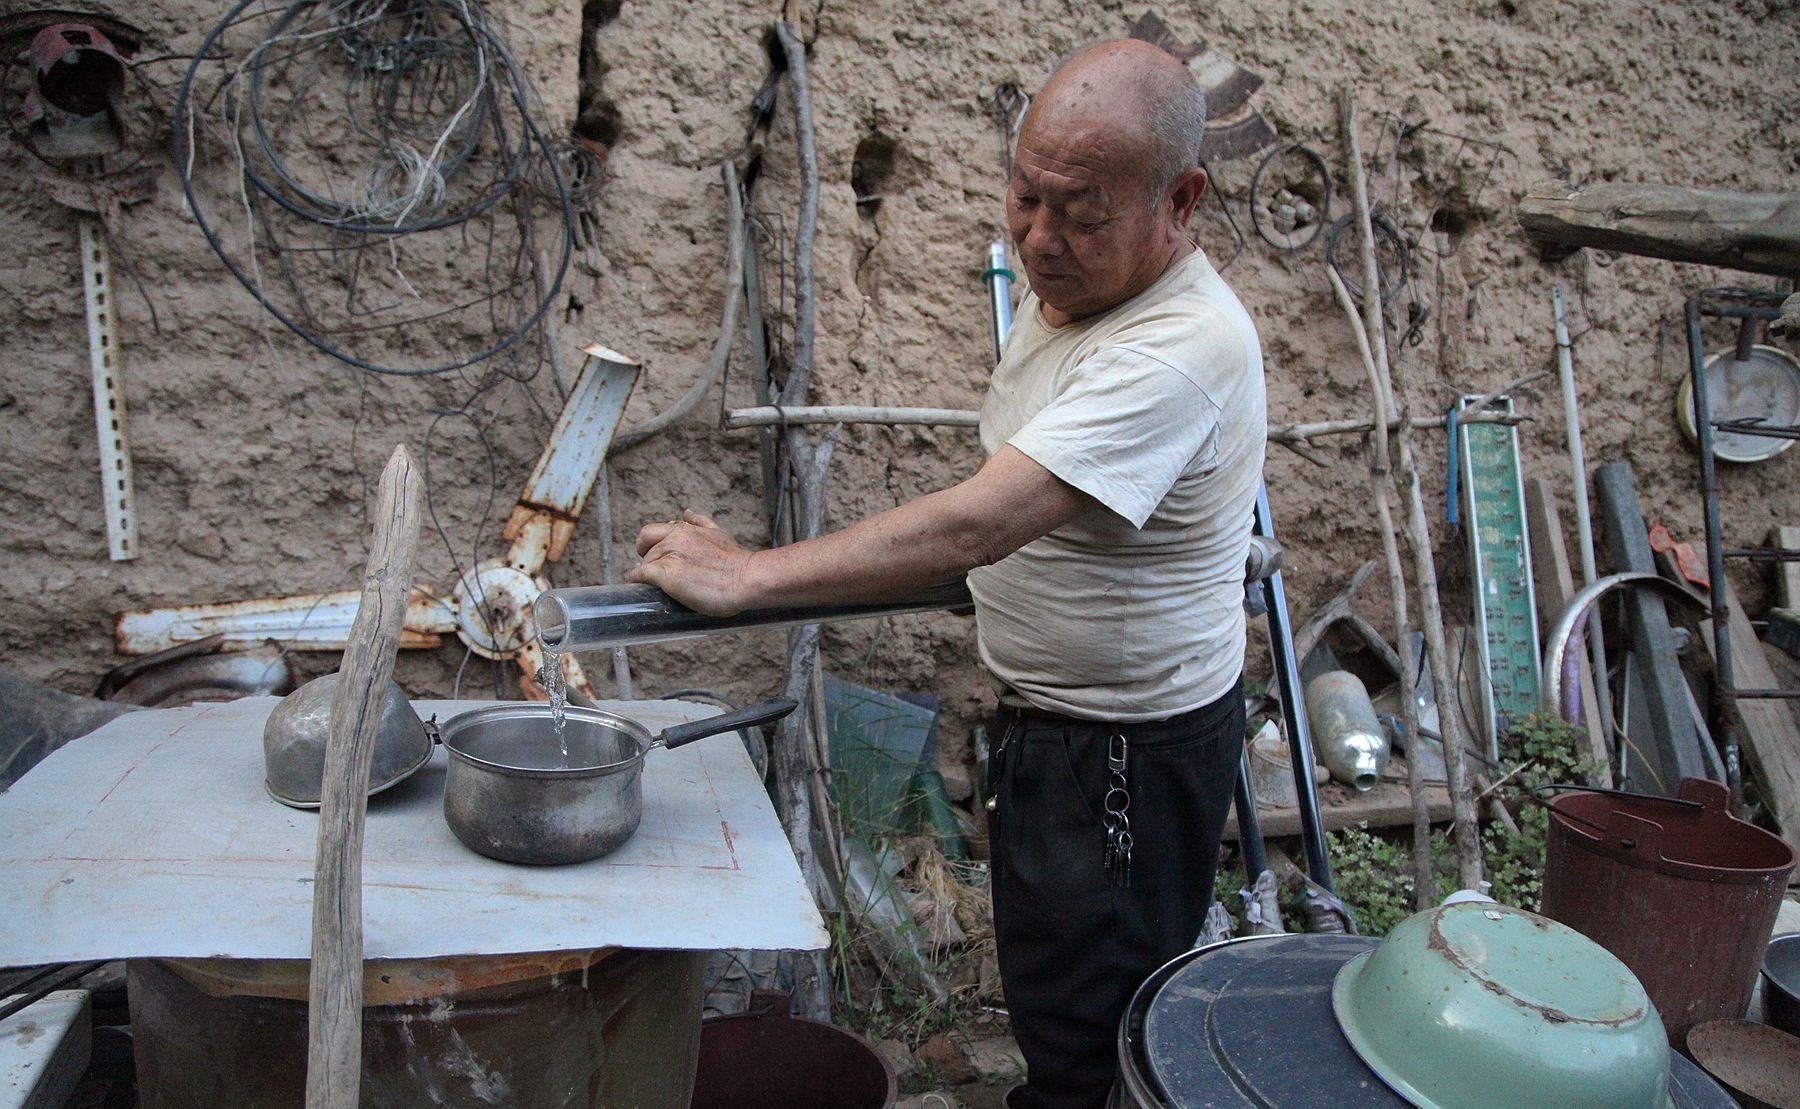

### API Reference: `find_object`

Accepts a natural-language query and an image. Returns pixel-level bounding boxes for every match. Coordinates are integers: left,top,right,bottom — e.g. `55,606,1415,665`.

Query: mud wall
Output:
2,0,1795,777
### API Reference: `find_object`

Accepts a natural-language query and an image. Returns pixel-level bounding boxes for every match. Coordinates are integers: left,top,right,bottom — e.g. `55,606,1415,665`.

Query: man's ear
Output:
1168,165,1208,229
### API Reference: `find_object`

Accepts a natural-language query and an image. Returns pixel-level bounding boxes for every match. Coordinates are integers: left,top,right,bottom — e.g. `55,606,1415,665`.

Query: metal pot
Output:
438,699,797,865
263,674,433,809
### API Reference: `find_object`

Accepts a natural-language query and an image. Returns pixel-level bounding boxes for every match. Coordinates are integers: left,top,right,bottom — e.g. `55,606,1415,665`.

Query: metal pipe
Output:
1554,285,1619,781
1233,749,1267,878
1541,572,1710,720
1255,485,1332,888
723,405,980,430
986,237,1014,362
1690,293,1743,805
534,581,973,653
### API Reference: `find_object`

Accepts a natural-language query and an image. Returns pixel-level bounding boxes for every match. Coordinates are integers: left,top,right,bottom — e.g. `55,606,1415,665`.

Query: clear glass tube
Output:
533,581,973,652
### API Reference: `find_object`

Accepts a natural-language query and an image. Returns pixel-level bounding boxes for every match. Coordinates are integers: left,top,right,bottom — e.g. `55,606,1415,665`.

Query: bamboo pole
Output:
1340,88,1483,891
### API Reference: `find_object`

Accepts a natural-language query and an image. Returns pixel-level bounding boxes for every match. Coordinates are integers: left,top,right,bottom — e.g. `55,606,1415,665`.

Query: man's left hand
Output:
628,509,755,616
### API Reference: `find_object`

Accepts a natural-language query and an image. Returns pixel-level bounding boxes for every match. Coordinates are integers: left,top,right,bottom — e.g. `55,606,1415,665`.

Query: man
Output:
630,39,1265,1109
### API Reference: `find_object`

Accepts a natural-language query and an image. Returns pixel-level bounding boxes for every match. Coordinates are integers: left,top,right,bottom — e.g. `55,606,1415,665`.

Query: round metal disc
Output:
1137,934,1403,1108
451,561,539,658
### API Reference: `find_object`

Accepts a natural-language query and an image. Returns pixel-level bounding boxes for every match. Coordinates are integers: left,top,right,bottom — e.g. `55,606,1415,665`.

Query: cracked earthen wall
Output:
1,0,1796,783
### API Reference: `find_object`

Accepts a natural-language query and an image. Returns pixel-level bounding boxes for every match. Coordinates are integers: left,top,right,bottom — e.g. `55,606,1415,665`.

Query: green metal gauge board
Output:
1458,395,1540,758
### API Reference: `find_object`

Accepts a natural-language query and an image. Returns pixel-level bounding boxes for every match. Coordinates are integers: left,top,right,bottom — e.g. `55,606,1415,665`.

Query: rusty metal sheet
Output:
506,345,640,564
1126,11,1277,163
115,586,454,654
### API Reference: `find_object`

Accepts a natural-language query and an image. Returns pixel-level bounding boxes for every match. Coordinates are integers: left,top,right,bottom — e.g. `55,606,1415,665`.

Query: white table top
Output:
0,698,827,963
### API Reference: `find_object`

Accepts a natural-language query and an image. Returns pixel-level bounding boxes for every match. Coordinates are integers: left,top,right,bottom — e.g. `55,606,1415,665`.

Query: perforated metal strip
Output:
80,216,137,561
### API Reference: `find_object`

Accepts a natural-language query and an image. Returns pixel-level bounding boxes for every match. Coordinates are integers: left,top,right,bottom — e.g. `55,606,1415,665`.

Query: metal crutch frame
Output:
1686,286,1795,812
1254,484,1334,889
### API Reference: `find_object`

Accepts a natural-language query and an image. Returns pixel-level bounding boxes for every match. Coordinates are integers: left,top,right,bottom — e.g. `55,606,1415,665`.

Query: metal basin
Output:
262,674,431,809
1766,933,1800,1037
1686,1018,1800,1109
439,699,795,865
1333,901,1675,1109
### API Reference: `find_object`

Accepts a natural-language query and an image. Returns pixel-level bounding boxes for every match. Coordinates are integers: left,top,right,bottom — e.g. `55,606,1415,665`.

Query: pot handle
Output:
656,698,799,751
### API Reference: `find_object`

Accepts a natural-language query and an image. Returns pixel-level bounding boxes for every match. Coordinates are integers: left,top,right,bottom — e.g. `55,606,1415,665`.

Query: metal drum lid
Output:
1127,933,1737,1109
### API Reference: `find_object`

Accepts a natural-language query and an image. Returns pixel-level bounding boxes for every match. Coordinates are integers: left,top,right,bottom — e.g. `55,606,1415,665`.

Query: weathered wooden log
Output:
1517,182,1800,277
306,445,423,1109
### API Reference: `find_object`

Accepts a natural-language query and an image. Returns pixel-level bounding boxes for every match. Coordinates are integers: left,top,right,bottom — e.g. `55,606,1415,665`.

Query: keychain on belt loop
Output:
1103,731,1132,887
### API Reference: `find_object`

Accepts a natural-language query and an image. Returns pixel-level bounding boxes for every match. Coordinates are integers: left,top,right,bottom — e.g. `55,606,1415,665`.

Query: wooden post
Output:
769,19,834,1021
305,445,424,1109
1516,182,1800,277
1328,265,1436,907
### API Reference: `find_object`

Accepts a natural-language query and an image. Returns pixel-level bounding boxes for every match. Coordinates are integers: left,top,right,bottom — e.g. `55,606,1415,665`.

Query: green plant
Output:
1324,714,1594,934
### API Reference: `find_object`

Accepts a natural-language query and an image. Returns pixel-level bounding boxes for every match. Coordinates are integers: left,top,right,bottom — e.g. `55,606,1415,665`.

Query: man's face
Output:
1005,121,1173,324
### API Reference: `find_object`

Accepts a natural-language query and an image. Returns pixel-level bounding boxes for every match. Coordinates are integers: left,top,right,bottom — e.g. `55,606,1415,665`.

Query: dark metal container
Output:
130,948,705,1108
689,989,895,1109
1540,778,1798,1047
1765,933,1800,1038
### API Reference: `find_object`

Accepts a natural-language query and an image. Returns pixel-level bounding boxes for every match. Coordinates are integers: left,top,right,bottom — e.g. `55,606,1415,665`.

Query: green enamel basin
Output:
1332,902,1673,1109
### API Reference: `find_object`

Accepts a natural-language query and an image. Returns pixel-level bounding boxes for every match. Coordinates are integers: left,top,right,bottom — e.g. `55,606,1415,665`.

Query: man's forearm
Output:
738,486,1000,608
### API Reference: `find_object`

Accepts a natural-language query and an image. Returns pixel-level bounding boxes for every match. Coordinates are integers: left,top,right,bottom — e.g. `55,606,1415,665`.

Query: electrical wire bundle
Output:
175,0,573,376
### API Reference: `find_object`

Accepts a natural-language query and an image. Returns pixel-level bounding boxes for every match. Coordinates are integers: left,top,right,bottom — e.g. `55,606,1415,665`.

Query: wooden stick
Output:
725,404,980,429
1340,88,1483,891
1273,411,1523,442
775,21,819,407
769,18,833,1020
306,445,423,1109
1328,263,1436,907
1516,181,1800,277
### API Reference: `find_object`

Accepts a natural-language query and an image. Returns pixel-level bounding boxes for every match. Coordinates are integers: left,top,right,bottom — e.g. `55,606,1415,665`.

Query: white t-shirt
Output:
968,247,1266,721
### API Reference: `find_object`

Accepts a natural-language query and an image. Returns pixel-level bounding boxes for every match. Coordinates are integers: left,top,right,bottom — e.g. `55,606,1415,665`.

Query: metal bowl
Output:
1766,932,1800,1038
1332,901,1674,1109
261,674,433,809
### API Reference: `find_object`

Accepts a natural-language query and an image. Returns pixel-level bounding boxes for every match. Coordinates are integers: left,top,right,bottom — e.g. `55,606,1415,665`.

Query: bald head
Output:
1004,39,1211,324
1026,39,1207,197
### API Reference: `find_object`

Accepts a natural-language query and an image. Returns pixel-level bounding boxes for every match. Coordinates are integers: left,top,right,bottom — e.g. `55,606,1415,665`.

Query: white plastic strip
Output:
79,216,137,561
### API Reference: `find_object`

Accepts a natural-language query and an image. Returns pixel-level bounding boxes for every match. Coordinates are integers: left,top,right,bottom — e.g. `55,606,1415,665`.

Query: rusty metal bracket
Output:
502,344,640,565
115,345,642,702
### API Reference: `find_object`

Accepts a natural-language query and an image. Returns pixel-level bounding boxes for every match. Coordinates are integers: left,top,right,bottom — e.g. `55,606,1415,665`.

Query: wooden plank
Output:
1516,182,1800,277
1707,577,1800,856
0,989,89,1109
1595,463,1710,790
1772,525,1800,610
1224,779,1455,840
1524,478,1612,781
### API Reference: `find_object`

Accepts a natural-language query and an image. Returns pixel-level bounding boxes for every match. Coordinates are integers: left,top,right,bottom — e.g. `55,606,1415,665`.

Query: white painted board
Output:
0,699,827,963
1,989,89,1109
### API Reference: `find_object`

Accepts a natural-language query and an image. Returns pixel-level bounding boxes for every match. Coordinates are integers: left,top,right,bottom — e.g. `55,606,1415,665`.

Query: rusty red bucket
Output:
689,990,896,1109
1540,778,1797,1047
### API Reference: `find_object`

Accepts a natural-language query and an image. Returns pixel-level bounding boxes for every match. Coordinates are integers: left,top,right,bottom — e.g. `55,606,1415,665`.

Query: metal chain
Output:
1103,731,1132,887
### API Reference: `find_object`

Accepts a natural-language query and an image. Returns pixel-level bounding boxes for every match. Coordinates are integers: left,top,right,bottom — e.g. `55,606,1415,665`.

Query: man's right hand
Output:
628,509,757,616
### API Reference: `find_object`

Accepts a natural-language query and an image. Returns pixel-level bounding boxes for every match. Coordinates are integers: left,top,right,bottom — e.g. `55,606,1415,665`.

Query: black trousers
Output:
986,680,1244,1109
